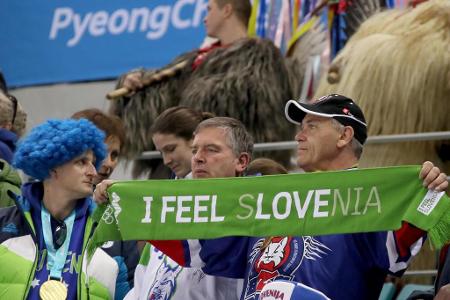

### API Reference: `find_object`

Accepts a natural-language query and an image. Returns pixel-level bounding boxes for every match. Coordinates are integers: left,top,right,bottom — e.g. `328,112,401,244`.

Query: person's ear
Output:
223,3,233,18
235,152,251,173
336,126,354,148
49,169,58,179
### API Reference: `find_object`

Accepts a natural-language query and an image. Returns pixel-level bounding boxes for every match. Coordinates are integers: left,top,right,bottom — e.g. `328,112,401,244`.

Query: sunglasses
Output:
53,220,67,249
7,94,18,125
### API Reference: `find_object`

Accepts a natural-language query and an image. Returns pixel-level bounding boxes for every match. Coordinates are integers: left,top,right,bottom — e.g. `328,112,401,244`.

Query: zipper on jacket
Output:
78,217,98,299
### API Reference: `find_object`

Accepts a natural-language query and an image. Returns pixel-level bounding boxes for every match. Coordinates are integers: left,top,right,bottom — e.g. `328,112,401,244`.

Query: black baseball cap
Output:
285,94,367,145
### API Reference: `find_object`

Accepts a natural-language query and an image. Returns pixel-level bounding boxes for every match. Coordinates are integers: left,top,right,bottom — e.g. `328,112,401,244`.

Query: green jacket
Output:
0,158,21,207
0,198,120,299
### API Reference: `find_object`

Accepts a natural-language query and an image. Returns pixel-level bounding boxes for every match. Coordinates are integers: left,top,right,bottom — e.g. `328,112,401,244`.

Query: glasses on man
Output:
53,220,67,249
7,94,18,125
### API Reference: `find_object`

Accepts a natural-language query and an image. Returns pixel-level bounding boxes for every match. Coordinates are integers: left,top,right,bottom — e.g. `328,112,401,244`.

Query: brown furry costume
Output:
110,38,295,177
315,0,450,283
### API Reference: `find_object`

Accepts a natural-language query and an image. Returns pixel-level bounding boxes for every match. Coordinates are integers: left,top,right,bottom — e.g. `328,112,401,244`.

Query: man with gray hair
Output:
191,117,253,179
94,116,254,198
95,116,252,299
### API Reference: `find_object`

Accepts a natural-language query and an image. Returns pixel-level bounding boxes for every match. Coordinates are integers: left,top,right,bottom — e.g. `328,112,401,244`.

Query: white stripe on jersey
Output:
386,231,423,274
188,239,206,267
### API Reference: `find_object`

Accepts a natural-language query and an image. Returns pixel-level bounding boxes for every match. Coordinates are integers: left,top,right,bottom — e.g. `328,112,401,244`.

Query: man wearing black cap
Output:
285,94,368,172
279,94,448,297
285,93,447,180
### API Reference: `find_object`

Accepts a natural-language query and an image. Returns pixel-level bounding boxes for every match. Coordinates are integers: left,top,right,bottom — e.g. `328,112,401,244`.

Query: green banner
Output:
91,166,450,249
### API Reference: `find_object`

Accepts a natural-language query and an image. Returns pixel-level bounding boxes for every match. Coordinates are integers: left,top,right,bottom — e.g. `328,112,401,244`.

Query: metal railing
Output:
138,131,450,160
403,270,438,277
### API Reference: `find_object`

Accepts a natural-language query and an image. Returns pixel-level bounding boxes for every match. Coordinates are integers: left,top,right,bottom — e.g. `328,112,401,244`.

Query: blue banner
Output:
0,0,208,87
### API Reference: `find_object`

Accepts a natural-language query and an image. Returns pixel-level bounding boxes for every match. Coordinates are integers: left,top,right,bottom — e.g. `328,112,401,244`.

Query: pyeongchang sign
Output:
0,0,208,87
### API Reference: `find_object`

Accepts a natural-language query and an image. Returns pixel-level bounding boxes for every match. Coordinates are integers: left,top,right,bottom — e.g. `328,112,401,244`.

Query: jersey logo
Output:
148,257,182,300
244,236,330,300
257,237,290,271
2,222,18,235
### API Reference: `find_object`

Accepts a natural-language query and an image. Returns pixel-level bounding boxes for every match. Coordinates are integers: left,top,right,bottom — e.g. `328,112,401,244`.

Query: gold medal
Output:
39,279,68,300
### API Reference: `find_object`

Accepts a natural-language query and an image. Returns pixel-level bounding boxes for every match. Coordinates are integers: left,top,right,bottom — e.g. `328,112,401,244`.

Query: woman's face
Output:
152,133,193,178
94,135,121,185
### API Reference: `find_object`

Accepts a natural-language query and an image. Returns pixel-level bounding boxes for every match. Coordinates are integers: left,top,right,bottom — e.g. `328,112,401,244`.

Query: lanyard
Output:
41,206,75,279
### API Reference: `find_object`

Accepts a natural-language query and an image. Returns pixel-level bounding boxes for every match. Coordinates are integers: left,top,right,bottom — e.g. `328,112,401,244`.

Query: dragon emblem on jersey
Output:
148,258,182,300
244,236,330,300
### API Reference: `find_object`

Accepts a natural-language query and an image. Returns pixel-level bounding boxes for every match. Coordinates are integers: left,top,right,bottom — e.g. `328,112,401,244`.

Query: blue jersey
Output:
151,224,425,299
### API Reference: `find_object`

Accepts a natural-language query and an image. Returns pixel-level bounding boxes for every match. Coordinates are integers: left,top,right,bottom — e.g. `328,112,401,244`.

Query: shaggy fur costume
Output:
314,0,450,283
110,38,295,177
13,119,106,180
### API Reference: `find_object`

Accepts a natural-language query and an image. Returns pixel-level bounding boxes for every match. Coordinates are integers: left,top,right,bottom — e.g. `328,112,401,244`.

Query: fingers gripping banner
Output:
91,166,450,250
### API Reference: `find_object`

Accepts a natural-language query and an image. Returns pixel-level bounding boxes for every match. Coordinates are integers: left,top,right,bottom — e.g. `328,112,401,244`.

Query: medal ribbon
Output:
41,207,75,279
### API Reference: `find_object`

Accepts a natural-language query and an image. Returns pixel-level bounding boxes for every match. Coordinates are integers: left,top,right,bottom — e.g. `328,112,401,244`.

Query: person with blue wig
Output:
0,118,129,299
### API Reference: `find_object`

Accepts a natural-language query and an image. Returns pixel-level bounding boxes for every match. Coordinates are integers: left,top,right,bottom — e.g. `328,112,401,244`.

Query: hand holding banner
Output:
91,166,450,251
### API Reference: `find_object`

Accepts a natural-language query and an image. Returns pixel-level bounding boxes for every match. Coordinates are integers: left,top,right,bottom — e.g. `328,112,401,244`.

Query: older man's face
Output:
191,127,246,179
294,114,343,172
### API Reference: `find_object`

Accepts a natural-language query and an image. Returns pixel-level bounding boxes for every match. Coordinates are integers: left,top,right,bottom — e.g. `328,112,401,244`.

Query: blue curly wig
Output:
13,119,107,180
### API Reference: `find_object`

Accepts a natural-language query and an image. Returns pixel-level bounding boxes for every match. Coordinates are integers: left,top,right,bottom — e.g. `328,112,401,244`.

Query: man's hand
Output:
93,179,116,204
419,161,448,192
122,72,143,95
